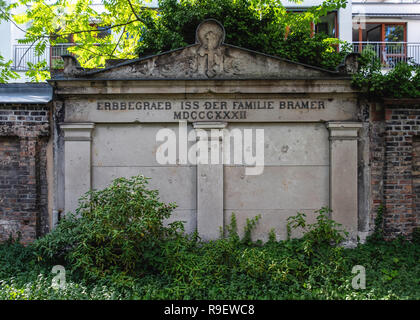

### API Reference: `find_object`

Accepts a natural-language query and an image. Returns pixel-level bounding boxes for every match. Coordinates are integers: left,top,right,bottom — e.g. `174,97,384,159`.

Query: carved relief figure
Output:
196,20,225,78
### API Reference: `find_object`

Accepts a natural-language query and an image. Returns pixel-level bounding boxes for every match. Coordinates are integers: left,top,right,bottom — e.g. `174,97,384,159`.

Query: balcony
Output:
352,42,420,69
12,43,76,71
13,42,420,72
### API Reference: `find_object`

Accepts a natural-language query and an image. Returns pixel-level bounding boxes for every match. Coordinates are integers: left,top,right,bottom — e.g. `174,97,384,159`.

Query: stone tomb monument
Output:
50,20,365,242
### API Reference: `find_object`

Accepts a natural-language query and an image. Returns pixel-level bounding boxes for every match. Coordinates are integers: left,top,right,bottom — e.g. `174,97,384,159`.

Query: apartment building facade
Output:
353,1,420,68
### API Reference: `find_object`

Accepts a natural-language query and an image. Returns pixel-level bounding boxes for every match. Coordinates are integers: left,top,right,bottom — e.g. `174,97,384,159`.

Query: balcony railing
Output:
12,43,76,71
352,42,420,69
13,42,420,71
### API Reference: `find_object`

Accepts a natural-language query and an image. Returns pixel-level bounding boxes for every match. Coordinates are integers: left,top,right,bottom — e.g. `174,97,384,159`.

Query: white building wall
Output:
353,3,420,16
353,3,420,42
0,0,12,62
407,20,420,43
0,0,34,82
338,3,353,43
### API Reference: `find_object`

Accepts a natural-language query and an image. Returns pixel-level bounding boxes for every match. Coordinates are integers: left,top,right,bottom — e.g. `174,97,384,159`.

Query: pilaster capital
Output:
326,122,362,140
60,123,95,141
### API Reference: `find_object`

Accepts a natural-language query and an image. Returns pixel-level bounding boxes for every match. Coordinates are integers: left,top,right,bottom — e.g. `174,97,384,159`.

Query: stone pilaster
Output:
327,122,362,243
61,123,94,215
193,122,226,240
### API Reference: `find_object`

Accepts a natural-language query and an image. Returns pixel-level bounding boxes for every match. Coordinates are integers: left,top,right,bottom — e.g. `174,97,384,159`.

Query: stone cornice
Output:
49,78,358,97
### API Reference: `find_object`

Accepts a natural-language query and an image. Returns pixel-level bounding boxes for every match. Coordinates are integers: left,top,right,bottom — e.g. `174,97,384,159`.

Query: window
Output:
352,23,406,43
96,26,112,39
352,22,407,67
284,11,338,40
315,11,338,38
385,25,405,42
50,33,75,70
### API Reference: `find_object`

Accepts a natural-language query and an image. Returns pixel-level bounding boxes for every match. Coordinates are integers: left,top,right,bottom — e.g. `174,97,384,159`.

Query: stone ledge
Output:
383,98,420,106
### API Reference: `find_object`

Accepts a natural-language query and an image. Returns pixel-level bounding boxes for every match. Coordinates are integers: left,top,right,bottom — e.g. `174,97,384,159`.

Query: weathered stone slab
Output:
65,97,358,123
226,123,329,165
327,122,362,243
164,209,197,234
194,123,225,241
92,165,197,234
92,166,197,210
61,123,94,215
224,166,329,210
91,123,196,166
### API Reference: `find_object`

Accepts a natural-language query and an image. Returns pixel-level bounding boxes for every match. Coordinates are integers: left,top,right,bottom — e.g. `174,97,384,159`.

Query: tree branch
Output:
111,24,127,56
75,43,119,59
17,40,38,69
54,20,138,39
126,0,142,22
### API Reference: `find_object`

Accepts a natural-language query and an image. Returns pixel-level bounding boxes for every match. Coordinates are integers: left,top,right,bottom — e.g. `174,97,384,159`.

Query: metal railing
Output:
12,43,77,71
352,42,420,68
14,41,420,71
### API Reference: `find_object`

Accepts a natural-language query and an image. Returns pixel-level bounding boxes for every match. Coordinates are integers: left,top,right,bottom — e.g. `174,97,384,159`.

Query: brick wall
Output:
0,104,50,244
369,102,386,233
2,97,420,242
370,100,420,239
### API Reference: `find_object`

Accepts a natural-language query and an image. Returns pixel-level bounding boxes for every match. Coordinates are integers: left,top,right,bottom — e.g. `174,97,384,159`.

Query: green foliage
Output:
6,0,154,79
367,204,385,243
1,201,419,300
0,54,19,83
0,2,19,82
33,175,182,279
352,49,420,99
412,227,420,245
136,0,350,70
3,0,350,82
343,239,420,299
225,212,240,243
265,31,352,71
242,214,261,246
0,236,36,279
25,61,50,82
51,58,64,70
268,228,277,244
287,207,348,247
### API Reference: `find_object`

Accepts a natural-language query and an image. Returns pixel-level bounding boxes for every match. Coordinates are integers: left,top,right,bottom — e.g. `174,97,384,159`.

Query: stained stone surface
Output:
64,97,358,123
52,19,363,243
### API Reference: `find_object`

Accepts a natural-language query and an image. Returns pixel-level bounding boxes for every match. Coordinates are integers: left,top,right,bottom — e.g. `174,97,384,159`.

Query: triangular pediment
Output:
60,19,352,80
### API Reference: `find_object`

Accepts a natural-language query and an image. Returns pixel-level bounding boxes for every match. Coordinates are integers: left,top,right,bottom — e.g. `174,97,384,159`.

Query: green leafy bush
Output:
287,207,348,247
0,54,19,83
1,200,419,300
412,227,420,245
352,49,420,99
33,175,183,279
136,0,350,71
0,236,37,279
366,204,385,243
272,31,352,71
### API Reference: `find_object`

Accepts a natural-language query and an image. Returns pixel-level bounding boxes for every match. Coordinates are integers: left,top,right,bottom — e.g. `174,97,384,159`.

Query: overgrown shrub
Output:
287,207,348,247
158,209,350,296
33,175,183,279
1,196,419,300
366,204,385,243
352,48,420,99
135,0,350,71
0,236,38,279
